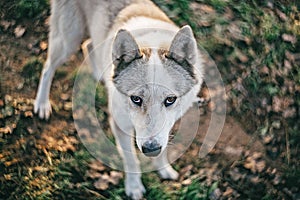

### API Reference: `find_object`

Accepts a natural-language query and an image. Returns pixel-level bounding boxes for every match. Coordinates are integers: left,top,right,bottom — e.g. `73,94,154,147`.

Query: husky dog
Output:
34,0,203,199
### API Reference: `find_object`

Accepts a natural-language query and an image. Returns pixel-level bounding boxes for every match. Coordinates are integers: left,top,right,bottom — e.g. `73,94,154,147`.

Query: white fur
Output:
34,1,203,199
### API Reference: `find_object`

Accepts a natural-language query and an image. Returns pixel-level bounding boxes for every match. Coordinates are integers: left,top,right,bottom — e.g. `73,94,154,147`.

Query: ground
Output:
0,0,299,199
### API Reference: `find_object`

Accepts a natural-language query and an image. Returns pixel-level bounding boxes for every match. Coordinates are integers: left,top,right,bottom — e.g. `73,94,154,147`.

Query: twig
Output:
282,119,290,165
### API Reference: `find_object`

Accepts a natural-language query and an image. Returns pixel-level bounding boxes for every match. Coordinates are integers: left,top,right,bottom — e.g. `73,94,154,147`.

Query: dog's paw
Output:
34,99,52,120
158,165,179,180
125,174,145,200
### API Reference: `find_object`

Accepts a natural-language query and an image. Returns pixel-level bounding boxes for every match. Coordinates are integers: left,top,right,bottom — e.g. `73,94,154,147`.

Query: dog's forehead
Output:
113,48,196,96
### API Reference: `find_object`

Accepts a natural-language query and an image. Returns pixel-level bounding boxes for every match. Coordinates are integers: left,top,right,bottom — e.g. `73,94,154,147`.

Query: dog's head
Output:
112,25,202,157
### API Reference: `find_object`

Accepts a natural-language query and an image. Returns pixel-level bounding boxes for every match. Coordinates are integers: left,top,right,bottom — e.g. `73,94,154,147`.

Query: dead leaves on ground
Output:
85,160,123,191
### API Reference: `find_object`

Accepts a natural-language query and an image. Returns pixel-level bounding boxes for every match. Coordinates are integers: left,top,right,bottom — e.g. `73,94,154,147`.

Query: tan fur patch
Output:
140,48,152,59
113,0,173,27
157,48,169,60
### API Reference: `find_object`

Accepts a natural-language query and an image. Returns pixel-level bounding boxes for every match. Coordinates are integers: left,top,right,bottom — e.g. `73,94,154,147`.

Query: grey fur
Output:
34,1,203,199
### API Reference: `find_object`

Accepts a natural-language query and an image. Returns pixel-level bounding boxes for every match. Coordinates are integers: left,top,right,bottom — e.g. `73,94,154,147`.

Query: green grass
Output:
21,57,44,86
1,0,300,199
14,0,49,19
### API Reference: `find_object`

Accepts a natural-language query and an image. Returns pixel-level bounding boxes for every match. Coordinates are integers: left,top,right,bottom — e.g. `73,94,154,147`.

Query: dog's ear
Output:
167,25,198,66
112,29,141,71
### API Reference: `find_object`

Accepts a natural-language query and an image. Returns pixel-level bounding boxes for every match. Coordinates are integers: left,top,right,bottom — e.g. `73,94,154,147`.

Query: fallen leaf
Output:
24,111,33,118
263,135,272,144
182,178,192,185
86,170,102,179
223,187,234,197
89,161,106,172
4,174,12,180
32,166,49,172
14,25,26,38
256,160,266,173
250,176,261,184
94,173,110,190
282,34,297,44
0,20,15,30
60,93,70,101
283,107,296,118
224,146,243,156
275,9,288,21
4,95,12,103
64,102,72,111
109,171,123,185
39,41,48,51
229,168,243,181
252,152,262,160
0,126,13,134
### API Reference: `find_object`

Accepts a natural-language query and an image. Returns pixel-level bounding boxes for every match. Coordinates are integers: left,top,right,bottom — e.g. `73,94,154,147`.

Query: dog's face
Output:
112,26,200,157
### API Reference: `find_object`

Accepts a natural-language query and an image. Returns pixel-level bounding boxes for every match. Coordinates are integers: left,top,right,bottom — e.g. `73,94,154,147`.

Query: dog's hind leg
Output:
152,149,179,180
110,119,145,200
34,0,85,119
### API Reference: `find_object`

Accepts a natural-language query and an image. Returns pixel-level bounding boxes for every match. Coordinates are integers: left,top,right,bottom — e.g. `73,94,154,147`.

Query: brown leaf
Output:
89,161,106,172
24,111,33,118
4,174,12,180
0,20,15,30
263,135,272,144
39,41,48,51
86,170,102,179
64,102,72,111
14,25,26,38
182,178,192,186
0,99,4,107
94,173,110,190
0,126,13,134
60,93,70,101
223,187,234,197
252,152,263,160
4,158,19,167
259,66,269,75
256,160,266,173
250,176,261,184
4,95,12,103
224,146,243,157
275,9,288,21
229,168,244,181
179,164,193,178
32,166,49,172
282,34,297,44
244,160,256,173
109,171,123,185
283,107,296,118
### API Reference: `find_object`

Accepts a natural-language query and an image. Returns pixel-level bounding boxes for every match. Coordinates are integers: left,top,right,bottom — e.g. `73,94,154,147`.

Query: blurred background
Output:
0,0,299,199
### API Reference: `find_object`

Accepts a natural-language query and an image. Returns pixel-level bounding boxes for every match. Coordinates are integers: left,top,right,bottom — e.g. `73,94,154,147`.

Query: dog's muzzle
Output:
142,139,162,157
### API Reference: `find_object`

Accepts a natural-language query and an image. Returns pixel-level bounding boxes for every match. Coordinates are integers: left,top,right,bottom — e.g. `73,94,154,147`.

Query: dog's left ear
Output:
168,25,198,66
112,29,142,72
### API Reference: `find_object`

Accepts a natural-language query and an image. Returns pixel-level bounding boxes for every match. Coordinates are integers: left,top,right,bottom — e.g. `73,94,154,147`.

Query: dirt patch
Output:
1,2,299,199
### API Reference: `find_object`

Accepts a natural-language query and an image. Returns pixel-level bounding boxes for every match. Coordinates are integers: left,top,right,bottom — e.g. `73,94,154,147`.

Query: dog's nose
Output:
142,139,162,157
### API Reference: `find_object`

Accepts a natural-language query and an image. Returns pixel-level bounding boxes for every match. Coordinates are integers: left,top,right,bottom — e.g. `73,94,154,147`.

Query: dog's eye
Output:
130,96,143,106
164,96,177,107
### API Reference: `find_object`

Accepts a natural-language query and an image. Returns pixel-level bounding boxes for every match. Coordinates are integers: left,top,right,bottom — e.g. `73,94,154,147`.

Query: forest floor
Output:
0,0,299,199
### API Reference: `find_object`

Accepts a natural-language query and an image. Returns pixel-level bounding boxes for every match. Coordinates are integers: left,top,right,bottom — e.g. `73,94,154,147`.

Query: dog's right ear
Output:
112,29,141,73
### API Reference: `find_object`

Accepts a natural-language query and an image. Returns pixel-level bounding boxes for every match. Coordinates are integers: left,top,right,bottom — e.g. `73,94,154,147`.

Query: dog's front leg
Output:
34,0,85,119
110,119,145,200
152,149,179,180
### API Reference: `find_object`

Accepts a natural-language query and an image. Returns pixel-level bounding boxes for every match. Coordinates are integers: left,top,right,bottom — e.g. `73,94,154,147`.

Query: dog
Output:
34,0,203,199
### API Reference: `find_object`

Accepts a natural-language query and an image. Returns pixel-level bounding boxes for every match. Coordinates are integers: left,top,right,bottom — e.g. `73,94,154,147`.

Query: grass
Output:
21,57,44,86
1,0,300,199
0,0,49,20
